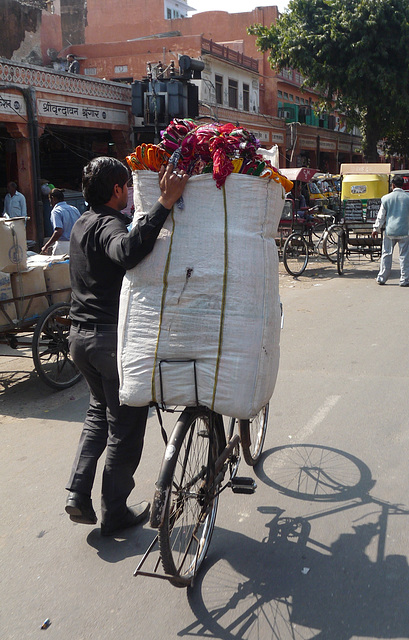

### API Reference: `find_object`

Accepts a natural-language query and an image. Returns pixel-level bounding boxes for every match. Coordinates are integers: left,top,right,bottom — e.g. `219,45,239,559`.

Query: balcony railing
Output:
0,58,131,104
201,39,258,72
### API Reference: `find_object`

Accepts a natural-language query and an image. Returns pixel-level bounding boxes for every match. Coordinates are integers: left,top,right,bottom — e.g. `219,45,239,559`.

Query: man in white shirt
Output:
3,182,27,219
40,188,81,255
372,176,409,286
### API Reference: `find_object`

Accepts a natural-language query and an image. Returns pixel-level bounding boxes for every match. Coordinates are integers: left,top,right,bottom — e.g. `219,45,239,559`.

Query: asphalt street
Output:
1,253,409,640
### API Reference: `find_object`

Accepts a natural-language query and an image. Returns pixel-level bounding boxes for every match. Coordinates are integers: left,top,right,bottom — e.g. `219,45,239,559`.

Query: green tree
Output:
248,0,409,162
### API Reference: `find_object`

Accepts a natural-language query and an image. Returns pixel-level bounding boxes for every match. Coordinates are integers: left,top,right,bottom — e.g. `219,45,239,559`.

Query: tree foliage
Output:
248,0,409,161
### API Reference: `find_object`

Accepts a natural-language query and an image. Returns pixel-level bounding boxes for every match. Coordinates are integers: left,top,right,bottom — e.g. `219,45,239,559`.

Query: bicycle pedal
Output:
230,476,257,494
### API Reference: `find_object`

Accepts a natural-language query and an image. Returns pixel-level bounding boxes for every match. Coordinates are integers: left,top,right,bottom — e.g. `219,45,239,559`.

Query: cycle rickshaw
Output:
336,163,390,275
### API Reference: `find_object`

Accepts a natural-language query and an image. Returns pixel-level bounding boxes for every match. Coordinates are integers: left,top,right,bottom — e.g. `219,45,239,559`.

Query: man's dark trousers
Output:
66,324,149,528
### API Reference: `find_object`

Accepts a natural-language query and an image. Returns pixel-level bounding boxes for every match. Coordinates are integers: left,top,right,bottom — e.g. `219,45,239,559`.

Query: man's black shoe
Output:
65,491,97,525
100,502,150,537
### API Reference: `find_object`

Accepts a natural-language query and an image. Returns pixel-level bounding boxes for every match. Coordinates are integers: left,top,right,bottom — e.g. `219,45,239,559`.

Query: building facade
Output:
1,0,368,244
0,58,133,243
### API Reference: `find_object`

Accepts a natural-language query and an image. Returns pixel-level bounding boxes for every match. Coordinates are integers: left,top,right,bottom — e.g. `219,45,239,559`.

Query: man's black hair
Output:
50,188,65,202
82,157,129,207
392,175,404,188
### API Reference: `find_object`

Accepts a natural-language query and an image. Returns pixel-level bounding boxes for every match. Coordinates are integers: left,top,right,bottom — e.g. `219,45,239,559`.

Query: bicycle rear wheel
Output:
239,403,269,466
283,233,308,276
158,408,224,587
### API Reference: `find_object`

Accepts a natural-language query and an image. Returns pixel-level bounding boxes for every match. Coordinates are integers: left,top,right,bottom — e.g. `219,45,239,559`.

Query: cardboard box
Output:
0,271,17,329
10,266,49,322
0,217,27,273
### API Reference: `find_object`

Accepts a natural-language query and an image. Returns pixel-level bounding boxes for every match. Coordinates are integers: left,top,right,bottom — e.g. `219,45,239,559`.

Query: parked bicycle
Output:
134,403,269,587
282,206,342,276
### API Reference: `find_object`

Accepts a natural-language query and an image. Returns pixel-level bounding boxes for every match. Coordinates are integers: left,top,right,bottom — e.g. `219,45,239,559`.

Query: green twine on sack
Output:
211,184,229,410
150,206,175,403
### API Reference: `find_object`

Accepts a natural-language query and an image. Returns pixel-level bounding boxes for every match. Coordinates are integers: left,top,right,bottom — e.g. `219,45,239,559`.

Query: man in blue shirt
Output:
372,176,409,286
40,188,81,255
3,182,27,219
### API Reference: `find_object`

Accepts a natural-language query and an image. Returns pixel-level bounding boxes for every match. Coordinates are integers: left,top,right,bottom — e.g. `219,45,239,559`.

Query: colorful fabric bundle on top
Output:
126,119,293,192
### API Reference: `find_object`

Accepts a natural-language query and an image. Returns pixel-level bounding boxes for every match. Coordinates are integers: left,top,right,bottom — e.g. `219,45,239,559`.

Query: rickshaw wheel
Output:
32,302,82,389
336,232,345,276
323,224,343,263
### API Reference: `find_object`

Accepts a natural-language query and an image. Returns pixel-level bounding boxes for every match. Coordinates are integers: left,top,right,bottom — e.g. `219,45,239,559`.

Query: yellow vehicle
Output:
314,173,336,198
313,173,341,216
340,163,391,221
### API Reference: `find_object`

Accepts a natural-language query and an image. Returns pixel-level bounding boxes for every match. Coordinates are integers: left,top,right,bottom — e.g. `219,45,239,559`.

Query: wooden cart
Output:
0,288,81,390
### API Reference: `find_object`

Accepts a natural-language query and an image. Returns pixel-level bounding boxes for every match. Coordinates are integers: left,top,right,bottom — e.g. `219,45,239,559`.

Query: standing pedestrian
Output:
372,175,409,286
3,182,27,219
40,188,81,256
65,156,188,536
66,54,80,74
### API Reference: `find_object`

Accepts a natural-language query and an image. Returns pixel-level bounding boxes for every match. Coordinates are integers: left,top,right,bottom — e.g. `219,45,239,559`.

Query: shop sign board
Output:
249,129,270,143
298,137,316,150
37,99,129,125
271,132,285,144
0,93,26,116
319,140,336,151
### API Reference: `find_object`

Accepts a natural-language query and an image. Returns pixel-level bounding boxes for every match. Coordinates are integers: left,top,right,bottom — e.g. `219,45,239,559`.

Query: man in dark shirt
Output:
65,156,188,536
66,54,80,73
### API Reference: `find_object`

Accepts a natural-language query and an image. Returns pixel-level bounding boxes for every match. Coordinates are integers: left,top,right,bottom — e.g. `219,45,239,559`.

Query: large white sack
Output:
118,171,284,419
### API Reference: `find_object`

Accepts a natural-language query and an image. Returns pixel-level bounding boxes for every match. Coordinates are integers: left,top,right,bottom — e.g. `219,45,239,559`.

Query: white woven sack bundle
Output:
118,171,284,419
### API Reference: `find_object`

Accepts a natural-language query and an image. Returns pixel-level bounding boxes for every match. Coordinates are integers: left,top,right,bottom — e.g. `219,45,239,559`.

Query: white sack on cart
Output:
118,172,284,419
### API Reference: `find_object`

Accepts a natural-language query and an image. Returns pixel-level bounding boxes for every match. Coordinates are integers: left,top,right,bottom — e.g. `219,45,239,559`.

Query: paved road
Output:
2,255,409,640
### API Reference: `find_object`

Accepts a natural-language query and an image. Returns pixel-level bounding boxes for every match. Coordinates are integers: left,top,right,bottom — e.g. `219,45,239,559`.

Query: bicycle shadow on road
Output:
182,445,409,640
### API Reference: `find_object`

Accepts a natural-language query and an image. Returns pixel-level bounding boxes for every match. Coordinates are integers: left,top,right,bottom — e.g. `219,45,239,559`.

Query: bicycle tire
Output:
337,231,345,275
322,224,343,263
32,302,82,389
239,403,269,466
283,233,308,276
158,408,224,587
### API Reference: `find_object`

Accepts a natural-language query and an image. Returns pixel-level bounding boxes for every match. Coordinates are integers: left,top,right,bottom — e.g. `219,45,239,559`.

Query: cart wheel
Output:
337,231,345,276
32,302,82,390
283,232,308,276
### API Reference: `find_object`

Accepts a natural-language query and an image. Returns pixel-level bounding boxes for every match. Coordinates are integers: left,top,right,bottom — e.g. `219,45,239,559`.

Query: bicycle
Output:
282,207,342,276
134,402,269,587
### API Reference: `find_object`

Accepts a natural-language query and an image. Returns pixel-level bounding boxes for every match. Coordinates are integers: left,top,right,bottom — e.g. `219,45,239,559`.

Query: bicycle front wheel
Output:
239,403,269,466
158,408,223,587
283,233,308,276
